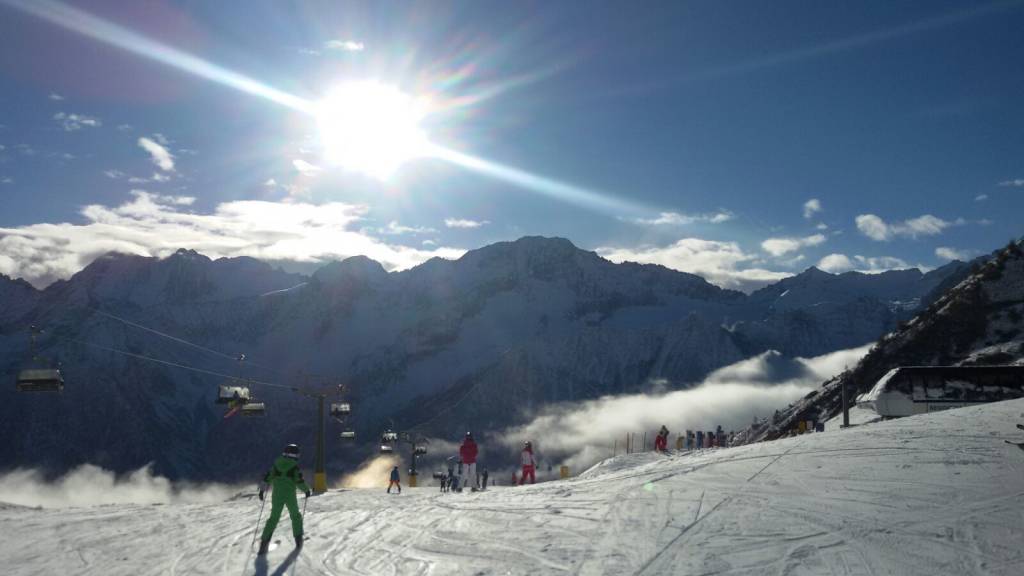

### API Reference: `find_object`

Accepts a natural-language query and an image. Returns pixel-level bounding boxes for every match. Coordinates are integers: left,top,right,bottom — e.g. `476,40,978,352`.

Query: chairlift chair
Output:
414,445,428,456
216,384,251,404
16,368,64,392
17,326,64,392
381,430,398,442
240,402,266,417
329,402,351,419
339,429,356,440
380,444,394,454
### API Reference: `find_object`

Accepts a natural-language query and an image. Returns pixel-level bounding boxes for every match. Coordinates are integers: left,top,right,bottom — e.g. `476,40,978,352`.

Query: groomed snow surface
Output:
4,400,1024,576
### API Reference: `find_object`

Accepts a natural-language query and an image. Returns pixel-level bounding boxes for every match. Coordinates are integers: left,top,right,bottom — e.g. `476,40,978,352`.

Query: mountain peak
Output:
313,255,388,285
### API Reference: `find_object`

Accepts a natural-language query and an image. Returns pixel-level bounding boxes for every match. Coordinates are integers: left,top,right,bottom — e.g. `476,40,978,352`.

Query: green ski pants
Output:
261,488,303,542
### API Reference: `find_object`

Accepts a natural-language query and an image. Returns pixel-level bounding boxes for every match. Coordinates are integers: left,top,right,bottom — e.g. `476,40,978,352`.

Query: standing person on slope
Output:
655,425,669,452
460,432,479,490
258,443,311,555
519,441,536,485
387,465,401,494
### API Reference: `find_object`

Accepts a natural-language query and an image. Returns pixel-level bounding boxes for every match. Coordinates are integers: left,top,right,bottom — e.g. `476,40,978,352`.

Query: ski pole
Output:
250,492,268,550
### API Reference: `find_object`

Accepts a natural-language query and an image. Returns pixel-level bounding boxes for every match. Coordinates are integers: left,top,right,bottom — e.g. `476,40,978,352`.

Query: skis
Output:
1016,424,1024,431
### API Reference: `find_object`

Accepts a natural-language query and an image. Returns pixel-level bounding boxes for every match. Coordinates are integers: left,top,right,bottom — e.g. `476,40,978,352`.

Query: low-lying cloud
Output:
0,464,244,509
493,344,872,473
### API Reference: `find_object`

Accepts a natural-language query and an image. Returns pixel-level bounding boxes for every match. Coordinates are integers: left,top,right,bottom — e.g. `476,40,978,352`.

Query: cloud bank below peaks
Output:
0,193,464,287
493,344,872,474
597,238,790,292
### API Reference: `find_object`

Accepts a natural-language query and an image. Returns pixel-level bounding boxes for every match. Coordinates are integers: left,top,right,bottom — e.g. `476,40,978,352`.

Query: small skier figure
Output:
258,443,311,555
481,468,489,490
460,432,479,490
519,441,536,485
387,465,401,494
654,425,669,452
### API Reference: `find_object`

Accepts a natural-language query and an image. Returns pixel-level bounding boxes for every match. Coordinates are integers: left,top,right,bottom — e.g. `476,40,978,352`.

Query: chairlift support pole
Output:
314,394,326,494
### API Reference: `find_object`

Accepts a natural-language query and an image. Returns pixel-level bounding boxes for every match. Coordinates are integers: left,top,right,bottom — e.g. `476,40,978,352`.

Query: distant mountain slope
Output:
0,236,969,480
741,239,1024,443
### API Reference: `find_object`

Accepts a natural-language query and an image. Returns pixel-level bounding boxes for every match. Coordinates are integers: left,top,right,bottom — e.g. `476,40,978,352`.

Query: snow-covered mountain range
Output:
0,237,968,480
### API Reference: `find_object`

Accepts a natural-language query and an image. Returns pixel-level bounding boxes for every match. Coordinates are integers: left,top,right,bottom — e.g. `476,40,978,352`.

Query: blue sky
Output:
0,0,1022,290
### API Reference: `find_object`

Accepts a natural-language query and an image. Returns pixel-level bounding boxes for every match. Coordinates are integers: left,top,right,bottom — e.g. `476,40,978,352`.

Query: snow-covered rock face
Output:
744,240,1024,443
0,236,965,481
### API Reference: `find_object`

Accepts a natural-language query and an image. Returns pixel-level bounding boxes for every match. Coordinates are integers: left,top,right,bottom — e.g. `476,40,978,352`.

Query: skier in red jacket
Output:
459,432,479,490
654,425,669,452
519,441,536,485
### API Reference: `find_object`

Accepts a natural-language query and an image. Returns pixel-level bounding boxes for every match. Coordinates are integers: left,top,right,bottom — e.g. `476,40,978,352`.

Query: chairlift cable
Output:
63,337,296,391
89,308,295,377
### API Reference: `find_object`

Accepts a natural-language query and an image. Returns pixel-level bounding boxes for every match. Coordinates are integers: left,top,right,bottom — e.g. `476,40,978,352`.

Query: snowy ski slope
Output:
3,399,1023,575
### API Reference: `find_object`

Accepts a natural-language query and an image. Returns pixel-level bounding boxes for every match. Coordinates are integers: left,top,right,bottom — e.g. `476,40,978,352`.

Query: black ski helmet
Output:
283,443,300,459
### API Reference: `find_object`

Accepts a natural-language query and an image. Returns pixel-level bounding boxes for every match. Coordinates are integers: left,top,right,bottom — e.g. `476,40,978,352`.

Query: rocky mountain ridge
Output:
0,236,968,480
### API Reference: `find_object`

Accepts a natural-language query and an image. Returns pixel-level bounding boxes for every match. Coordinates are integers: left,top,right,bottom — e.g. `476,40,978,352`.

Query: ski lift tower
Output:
295,380,351,495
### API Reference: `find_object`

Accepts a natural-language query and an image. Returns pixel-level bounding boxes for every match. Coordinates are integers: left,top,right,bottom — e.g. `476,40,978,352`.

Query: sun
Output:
315,81,430,180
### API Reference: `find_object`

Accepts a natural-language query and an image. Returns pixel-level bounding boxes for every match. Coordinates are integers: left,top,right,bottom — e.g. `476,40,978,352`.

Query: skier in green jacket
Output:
258,443,311,555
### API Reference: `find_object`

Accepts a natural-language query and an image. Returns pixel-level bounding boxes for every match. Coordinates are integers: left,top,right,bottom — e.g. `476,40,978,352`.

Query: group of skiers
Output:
254,433,542,553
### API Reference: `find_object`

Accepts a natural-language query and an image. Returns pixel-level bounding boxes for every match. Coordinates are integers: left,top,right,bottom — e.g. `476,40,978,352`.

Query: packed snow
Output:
2,399,1023,575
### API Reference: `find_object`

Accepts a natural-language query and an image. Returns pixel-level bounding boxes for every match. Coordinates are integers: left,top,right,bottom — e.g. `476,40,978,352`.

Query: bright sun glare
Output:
315,81,430,180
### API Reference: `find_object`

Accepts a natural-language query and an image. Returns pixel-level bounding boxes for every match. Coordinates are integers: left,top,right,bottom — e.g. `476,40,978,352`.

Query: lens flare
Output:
3,0,651,217
315,81,429,180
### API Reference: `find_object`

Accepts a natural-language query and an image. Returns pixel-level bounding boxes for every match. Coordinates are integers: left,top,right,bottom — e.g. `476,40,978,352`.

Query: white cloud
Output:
997,179,1024,187
1,177,13,184
495,345,872,473
444,218,489,229
817,253,854,273
325,40,365,52
855,213,963,241
0,194,464,288
597,238,790,292
378,221,437,235
150,172,171,183
292,159,322,175
103,170,126,179
761,233,826,257
935,246,970,261
816,252,911,274
137,137,175,172
854,214,892,241
974,194,988,202
48,92,65,101
297,48,321,56
633,210,733,226
53,112,101,131
117,124,133,132
0,464,243,508
264,178,278,187
803,198,822,219
815,223,828,230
